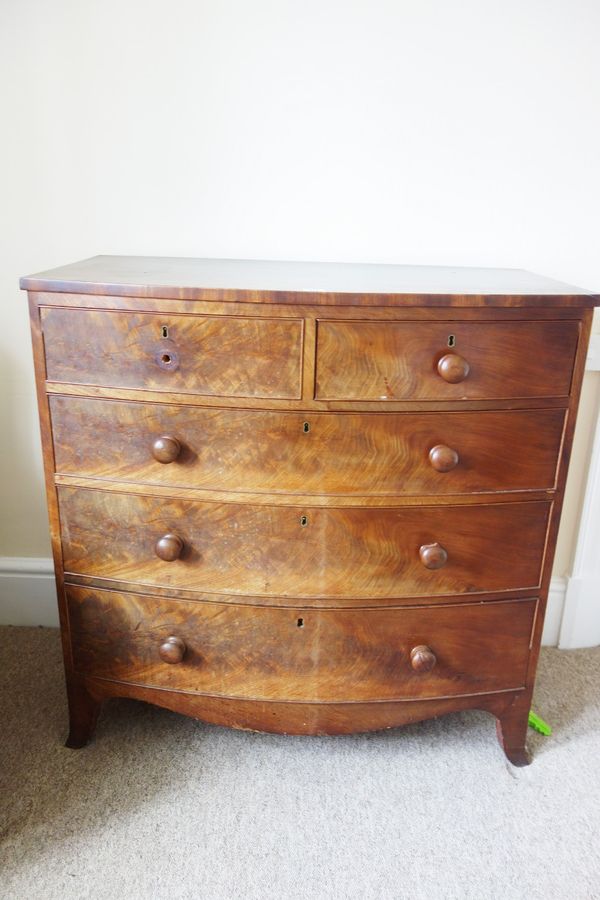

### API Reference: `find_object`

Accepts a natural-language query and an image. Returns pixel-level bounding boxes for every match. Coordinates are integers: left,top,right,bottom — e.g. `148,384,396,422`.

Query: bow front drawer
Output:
57,487,550,600
315,319,579,400
51,397,566,496
41,307,303,399
67,586,536,702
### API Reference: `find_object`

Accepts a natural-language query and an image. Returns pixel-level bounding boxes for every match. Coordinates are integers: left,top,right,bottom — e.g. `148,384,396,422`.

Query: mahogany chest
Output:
22,256,600,765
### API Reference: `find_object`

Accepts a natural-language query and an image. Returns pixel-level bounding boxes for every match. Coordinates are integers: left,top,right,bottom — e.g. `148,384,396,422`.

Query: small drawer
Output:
41,307,303,399
315,319,579,401
50,397,566,496
58,487,550,600
67,586,536,702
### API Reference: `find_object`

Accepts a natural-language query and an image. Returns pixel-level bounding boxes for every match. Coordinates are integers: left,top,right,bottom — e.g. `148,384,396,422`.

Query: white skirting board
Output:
0,558,58,628
0,556,568,646
558,333,600,649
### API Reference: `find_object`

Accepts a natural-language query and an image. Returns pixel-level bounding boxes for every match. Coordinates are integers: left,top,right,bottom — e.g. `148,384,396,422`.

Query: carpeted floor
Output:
0,627,599,900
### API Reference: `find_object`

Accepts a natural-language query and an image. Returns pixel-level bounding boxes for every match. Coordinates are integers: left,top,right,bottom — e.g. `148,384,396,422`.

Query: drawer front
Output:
315,320,579,400
50,398,565,496
58,487,550,599
67,586,536,701
41,307,303,399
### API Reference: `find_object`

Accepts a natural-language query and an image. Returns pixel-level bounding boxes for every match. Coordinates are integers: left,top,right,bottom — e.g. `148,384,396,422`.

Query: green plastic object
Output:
528,710,552,736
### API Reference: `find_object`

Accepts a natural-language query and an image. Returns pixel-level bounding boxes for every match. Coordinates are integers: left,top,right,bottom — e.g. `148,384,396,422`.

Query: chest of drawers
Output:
22,256,599,765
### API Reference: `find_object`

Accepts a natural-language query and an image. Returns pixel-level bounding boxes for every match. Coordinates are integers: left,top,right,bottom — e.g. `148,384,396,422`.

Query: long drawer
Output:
67,586,536,702
41,307,303,399
50,397,566,496
315,319,579,400
58,487,550,599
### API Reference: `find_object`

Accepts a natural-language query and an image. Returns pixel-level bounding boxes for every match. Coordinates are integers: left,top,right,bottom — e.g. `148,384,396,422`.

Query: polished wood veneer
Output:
23,256,599,765
42,307,303,399
67,586,537,703
20,256,600,307
50,398,566,496
58,487,550,600
316,320,579,400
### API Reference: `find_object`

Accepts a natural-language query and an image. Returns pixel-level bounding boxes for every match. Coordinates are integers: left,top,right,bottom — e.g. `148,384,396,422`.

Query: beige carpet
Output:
1,627,599,900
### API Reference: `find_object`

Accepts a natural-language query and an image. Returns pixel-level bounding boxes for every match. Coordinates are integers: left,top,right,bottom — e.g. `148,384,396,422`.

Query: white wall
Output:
1,0,599,582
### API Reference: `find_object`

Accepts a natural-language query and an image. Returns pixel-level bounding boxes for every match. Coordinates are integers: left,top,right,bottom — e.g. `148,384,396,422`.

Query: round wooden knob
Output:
410,645,437,674
437,353,470,384
419,542,448,570
152,435,181,464
155,533,184,561
159,636,186,664
429,444,459,473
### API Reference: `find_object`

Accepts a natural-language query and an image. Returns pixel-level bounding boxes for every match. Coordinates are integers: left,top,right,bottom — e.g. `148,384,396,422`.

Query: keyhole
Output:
300,515,308,527
297,618,304,628
161,325,169,339
447,334,456,348
303,422,310,433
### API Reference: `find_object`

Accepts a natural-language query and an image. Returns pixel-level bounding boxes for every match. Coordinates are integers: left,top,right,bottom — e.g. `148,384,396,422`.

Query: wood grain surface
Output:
49,397,566,496
315,319,579,400
81,676,534,745
67,586,536,702
21,255,600,307
45,381,575,415
33,290,590,319
57,487,550,599
41,307,303,399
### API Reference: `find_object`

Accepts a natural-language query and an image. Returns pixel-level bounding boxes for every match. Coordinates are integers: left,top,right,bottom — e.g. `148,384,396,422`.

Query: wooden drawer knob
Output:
437,353,470,384
155,533,184,561
410,645,437,673
152,435,181,464
419,542,448,569
159,636,186,664
429,444,459,472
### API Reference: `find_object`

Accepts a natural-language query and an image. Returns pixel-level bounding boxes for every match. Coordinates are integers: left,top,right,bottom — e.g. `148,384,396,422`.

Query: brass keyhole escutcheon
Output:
447,334,456,348
303,422,310,433
161,325,169,339
300,515,308,527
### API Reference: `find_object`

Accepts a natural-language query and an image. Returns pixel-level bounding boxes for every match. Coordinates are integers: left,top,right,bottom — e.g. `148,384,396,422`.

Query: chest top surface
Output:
20,255,600,308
